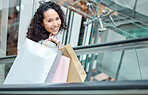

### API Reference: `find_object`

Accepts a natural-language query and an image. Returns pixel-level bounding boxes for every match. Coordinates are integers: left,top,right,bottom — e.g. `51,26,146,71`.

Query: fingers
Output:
49,34,53,36
48,36,56,41
48,35,61,48
56,39,60,44
48,36,52,41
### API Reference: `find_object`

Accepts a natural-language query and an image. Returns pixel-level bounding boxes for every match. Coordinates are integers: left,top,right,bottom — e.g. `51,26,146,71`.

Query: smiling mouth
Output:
51,27,59,32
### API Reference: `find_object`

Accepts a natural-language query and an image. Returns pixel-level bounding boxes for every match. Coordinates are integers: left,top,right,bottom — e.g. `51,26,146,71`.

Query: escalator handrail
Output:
0,55,16,60
73,37,148,50
0,80,148,91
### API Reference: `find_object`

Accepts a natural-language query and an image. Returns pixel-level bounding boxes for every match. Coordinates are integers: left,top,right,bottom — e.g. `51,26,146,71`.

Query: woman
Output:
27,1,67,48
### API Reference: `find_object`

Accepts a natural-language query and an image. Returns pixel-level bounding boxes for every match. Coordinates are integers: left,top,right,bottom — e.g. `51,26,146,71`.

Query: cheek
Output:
44,23,52,30
58,20,61,26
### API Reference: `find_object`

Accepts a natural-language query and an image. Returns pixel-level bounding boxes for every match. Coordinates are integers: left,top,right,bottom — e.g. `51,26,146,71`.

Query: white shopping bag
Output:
4,38,62,84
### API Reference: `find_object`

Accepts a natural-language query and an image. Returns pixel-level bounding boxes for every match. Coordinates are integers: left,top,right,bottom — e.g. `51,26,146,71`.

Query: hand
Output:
48,34,61,48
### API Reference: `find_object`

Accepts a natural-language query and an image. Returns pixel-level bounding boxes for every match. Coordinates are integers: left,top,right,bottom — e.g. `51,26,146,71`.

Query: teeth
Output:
52,28,58,31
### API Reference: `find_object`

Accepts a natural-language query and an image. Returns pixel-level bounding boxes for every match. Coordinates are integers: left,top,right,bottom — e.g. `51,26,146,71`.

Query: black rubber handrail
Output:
73,37,148,50
0,55,16,60
0,80,148,91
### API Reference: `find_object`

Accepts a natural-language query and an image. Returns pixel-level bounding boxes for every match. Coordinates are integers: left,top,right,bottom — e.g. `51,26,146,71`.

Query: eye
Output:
48,20,51,22
56,17,59,20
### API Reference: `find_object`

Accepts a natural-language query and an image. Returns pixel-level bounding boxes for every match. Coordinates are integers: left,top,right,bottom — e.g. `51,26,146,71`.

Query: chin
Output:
52,32,58,35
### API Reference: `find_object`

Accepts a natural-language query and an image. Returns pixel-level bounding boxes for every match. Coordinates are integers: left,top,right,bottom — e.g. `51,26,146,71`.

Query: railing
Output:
0,80,148,94
74,37,148,55
0,38,148,94
1,37,148,63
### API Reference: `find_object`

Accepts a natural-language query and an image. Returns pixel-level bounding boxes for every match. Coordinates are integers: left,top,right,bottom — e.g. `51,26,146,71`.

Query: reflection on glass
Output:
53,0,119,19
100,0,148,39
104,13,148,39
78,47,148,82
7,0,21,55
0,0,21,84
54,0,148,46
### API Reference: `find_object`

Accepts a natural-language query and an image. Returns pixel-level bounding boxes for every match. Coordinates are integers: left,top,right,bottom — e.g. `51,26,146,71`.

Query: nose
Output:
53,20,58,27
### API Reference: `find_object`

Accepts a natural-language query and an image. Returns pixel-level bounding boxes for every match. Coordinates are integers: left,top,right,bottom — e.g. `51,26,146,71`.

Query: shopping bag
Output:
59,44,87,82
51,56,70,83
4,38,62,84
45,49,62,83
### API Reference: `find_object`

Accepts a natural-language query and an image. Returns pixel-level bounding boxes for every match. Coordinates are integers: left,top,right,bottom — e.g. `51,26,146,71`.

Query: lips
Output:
51,27,59,32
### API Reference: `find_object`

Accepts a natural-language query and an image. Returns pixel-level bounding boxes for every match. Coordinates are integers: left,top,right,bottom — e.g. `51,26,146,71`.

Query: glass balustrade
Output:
0,0,21,84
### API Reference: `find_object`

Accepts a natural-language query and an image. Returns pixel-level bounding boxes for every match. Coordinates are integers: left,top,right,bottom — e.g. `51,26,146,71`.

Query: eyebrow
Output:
47,18,52,20
47,16,59,20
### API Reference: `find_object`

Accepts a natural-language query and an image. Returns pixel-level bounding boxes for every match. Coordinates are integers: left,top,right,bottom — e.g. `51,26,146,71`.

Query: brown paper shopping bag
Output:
60,44,87,82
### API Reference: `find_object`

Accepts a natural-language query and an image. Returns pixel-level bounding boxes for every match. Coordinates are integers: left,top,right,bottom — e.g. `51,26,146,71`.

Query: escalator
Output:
0,0,148,94
0,37,148,94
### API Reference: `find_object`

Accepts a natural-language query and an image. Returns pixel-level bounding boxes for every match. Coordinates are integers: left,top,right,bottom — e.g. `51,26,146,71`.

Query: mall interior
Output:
0,0,148,94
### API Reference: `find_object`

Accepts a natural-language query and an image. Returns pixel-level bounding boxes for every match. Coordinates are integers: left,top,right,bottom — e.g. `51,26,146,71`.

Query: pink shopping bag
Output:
51,56,70,83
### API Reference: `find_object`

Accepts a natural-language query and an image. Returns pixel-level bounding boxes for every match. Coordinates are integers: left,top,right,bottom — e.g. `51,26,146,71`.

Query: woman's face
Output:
43,9,61,35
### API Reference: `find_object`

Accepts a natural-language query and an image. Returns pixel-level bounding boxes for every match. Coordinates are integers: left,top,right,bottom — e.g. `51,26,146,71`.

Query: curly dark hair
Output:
27,1,67,42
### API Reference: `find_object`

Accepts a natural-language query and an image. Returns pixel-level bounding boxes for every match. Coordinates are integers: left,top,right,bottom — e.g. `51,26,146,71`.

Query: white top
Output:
38,35,59,48
38,39,57,48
